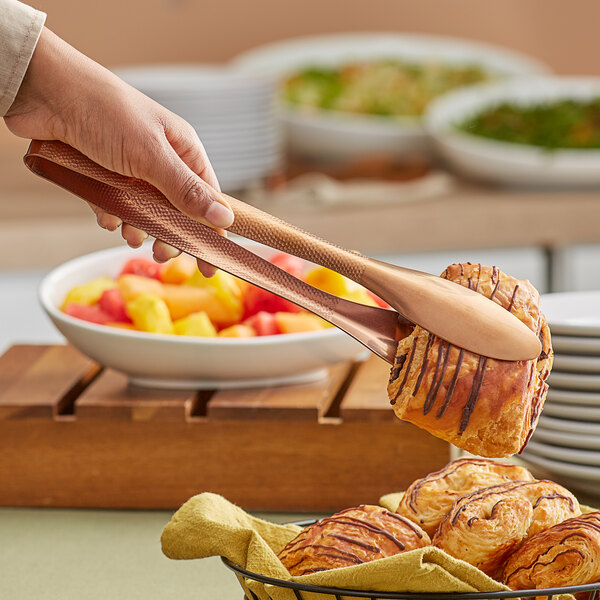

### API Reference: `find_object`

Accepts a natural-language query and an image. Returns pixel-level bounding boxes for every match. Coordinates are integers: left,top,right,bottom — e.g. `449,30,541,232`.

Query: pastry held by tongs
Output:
23,140,541,364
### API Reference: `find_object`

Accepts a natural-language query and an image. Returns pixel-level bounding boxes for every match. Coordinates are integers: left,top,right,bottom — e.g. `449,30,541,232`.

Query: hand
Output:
4,27,233,276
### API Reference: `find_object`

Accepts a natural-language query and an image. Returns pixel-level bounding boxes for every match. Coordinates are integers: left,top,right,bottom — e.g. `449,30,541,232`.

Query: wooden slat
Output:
0,345,100,419
75,369,196,422
207,363,353,421
340,355,395,422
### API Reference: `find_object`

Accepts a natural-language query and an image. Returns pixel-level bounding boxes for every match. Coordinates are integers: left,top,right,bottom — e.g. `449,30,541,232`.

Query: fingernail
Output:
205,201,234,228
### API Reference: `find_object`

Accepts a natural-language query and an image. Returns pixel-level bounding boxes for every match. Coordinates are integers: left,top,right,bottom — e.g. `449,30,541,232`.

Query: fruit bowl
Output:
38,244,369,389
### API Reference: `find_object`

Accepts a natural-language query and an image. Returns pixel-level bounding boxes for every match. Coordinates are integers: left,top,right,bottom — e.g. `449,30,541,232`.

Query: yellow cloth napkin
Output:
161,492,510,600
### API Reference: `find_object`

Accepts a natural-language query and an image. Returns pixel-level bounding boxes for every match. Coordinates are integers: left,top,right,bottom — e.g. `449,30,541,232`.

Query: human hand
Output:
4,27,233,276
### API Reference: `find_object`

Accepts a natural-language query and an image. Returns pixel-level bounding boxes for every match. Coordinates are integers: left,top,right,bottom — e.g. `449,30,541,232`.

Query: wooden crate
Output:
0,345,449,511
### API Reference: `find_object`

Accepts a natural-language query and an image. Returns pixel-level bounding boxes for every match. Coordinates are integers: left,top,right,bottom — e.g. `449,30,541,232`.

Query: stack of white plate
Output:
521,291,600,497
115,65,282,192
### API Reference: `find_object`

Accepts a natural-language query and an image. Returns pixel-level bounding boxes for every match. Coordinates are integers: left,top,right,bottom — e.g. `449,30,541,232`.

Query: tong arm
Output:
24,140,407,364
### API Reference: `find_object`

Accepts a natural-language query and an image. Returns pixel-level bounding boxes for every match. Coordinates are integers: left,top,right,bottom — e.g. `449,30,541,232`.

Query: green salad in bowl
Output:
282,60,492,118
457,98,600,149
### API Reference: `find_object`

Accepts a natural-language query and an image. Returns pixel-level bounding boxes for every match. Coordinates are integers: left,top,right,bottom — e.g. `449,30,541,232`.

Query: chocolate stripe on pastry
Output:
503,512,600,590
278,505,430,576
396,458,534,537
432,479,580,579
387,263,553,459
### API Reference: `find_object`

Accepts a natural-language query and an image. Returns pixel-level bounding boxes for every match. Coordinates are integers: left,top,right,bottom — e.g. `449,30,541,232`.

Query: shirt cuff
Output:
0,0,46,117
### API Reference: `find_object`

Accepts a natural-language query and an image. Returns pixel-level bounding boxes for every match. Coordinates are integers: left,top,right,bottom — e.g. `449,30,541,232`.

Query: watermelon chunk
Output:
119,257,162,280
98,288,132,323
243,311,281,336
64,302,112,325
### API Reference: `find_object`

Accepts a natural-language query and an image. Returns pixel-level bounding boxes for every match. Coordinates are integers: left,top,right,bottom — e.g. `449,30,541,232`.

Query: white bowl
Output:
39,244,369,389
234,32,548,160
426,76,600,187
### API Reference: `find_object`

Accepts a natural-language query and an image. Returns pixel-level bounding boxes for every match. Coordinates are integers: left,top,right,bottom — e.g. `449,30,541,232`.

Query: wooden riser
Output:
0,345,450,511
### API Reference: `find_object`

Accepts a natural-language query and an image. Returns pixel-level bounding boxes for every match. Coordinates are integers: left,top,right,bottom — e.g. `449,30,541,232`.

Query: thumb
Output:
147,145,234,229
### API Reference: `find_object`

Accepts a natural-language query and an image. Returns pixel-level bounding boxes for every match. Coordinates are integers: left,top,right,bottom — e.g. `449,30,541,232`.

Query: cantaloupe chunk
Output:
160,254,198,285
118,274,164,303
275,311,330,334
217,324,256,338
163,284,242,327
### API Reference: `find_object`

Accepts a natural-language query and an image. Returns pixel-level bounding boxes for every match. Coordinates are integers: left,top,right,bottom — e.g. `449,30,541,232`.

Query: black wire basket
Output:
221,520,600,600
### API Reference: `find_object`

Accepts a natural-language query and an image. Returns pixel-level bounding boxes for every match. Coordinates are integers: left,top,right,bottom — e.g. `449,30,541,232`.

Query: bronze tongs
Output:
24,140,541,364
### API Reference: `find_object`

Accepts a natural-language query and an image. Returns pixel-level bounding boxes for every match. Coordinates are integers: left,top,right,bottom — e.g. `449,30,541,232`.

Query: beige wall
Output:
29,0,600,75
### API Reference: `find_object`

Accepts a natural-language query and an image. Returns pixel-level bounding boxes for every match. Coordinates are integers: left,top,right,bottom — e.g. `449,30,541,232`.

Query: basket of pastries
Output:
161,458,600,600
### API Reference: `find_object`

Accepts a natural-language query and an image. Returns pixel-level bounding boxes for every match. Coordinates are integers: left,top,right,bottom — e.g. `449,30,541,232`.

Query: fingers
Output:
86,201,122,231
152,239,181,263
88,201,185,267
166,122,222,192
145,132,233,230
121,223,148,248
197,259,217,278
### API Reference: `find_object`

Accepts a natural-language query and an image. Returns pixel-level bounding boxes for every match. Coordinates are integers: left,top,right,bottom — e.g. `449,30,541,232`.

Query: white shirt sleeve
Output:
0,0,46,116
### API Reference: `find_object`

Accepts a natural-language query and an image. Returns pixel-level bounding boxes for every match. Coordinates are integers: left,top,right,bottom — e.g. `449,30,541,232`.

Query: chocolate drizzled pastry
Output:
387,263,553,458
503,511,600,590
278,504,430,575
433,479,580,579
396,458,535,536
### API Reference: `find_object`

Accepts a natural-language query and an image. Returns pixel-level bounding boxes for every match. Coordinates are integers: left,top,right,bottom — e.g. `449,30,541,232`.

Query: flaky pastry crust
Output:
396,458,535,536
503,511,600,590
432,479,580,578
278,504,430,575
387,263,553,458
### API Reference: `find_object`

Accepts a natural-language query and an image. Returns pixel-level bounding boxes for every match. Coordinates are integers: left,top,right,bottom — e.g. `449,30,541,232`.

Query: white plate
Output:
116,65,274,94
548,370,600,392
537,414,600,436
542,290,600,336
39,245,369,389
542,401,600,422
547,387,600,406
553,353,600,373
532,427,600,450
426,77,600,187
519,452,600,484
519,453,600,498
234,33,547,160
525,440,600,467
552,334,600,355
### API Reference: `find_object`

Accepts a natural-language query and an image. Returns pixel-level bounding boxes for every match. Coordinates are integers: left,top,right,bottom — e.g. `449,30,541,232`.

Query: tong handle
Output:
222,194,371,285
23,140,403,363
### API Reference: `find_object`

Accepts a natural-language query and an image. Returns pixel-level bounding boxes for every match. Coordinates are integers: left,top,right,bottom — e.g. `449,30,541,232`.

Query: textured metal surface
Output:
23,140,402,364
223,194,369,283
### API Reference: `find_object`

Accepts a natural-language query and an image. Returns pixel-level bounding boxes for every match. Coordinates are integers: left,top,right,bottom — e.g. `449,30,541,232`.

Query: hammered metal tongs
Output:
24,140,541,363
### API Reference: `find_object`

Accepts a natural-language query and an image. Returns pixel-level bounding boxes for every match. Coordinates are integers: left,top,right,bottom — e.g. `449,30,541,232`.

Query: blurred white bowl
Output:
234,32,548,160
39,245,369,389
426,76,600,187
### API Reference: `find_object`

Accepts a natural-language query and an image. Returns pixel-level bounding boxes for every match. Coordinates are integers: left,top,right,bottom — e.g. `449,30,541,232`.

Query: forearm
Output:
6,26,127,144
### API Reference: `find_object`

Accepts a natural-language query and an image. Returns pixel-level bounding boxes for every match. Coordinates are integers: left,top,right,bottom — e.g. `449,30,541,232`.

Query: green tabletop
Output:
0,507,320,600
